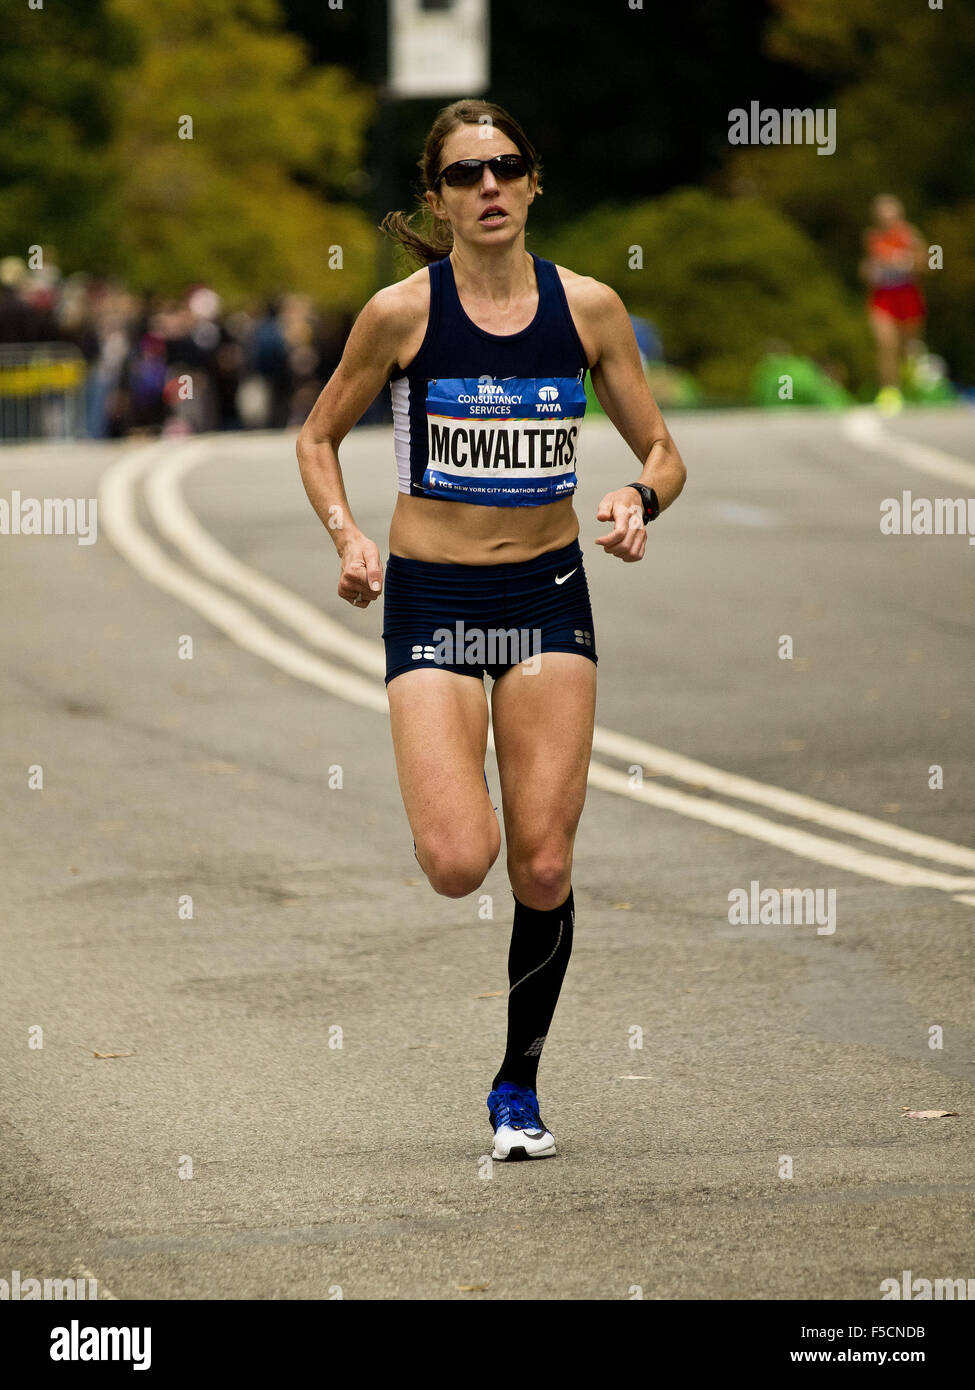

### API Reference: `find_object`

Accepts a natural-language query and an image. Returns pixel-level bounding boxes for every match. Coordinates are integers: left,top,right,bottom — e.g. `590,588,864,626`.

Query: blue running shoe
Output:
487,1083,556,1160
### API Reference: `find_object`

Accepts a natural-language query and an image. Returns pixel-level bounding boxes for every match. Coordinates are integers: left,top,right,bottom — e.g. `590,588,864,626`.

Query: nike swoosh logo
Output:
554,568,578,585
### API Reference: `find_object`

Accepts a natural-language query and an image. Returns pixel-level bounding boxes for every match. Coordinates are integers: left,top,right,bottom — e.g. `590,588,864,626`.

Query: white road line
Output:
149,436,975,874
586,764,975,891
99,445,388,714
842,408,975,489
589,728,975,871
146,440,385,678
99,439,975,897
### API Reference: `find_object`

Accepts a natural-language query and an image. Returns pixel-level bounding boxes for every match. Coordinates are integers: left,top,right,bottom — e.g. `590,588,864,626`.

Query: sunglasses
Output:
434,154,530,189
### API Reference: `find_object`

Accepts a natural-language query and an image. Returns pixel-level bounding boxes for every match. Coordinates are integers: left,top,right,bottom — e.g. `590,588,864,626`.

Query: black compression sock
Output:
491,887,574,1092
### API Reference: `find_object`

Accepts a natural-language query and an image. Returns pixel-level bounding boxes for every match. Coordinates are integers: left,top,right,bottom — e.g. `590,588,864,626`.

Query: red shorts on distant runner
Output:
869,284,925,323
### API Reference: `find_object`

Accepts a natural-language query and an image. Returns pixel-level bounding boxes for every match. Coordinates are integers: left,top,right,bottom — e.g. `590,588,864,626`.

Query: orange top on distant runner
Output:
867,219,925,322
867,221,915,278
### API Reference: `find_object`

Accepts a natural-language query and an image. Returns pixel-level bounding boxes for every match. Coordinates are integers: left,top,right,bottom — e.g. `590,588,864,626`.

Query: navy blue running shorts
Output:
382,538,597,686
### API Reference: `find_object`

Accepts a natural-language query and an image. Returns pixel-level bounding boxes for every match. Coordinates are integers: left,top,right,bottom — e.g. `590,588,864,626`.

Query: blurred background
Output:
2,0,973,441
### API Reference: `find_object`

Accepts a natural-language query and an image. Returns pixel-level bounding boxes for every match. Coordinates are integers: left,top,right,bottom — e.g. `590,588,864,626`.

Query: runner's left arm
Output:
586,282,687,561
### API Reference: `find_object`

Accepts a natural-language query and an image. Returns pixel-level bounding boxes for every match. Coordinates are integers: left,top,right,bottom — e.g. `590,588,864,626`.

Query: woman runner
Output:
297,100,686,1160
860,193,928,414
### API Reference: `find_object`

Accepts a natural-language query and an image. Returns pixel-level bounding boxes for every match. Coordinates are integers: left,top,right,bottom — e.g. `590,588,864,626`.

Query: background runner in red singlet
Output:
860,194,927,412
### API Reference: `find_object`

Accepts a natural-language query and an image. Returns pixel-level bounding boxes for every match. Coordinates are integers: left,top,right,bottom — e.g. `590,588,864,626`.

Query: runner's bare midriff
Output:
388,493,578,565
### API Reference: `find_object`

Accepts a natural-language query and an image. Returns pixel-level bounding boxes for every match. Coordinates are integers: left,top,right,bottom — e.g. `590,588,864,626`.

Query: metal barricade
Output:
0,342,87,444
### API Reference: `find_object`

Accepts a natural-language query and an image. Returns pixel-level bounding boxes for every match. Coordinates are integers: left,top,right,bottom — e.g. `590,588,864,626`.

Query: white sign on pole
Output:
389,0,489,98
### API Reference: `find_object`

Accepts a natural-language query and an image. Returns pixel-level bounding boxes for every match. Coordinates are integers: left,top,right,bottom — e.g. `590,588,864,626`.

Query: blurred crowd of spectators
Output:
0,256,377,438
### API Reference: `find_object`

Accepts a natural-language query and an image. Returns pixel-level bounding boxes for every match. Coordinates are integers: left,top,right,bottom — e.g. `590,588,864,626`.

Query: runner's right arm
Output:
296,287,408,606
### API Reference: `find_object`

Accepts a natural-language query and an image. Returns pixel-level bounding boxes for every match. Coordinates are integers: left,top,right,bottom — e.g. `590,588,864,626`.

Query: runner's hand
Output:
594,489,647,563
337,536,383,607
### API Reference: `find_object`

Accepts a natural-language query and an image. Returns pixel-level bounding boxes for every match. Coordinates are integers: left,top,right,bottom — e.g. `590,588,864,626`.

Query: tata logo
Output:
538,386,559,401
477,381,503,396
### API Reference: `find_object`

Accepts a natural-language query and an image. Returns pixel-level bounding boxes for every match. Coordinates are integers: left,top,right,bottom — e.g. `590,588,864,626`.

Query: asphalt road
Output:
1,406,973,1301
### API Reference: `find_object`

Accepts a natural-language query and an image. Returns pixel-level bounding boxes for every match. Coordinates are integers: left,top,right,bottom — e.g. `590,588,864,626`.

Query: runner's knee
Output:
419,833,500,899
508,848,572,909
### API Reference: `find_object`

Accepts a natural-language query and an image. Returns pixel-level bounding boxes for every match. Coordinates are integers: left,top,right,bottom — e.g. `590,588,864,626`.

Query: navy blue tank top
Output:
389,252,590,507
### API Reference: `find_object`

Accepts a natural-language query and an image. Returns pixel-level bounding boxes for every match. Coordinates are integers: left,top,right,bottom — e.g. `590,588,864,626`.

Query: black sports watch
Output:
626,482,660,524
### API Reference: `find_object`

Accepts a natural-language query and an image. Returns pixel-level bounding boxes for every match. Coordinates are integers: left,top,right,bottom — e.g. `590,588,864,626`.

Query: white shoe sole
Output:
492,1138,557,1161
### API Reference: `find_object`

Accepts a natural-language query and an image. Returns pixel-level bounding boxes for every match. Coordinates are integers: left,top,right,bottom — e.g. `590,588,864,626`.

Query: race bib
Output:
422,375,586,506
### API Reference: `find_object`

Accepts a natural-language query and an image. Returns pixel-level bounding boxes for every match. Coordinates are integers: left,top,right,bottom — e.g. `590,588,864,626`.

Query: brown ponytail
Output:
380,99,542,269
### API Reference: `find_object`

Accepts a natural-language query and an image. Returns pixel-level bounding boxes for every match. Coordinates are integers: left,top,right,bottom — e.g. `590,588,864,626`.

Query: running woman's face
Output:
426,125,537,248
872,195,904,227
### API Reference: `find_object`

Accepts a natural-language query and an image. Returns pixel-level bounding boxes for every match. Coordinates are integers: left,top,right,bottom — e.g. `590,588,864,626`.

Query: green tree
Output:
546,188,871,399
0,0,137,271
725,0,975,381
107,0,375,306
